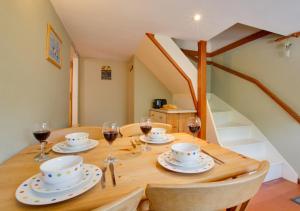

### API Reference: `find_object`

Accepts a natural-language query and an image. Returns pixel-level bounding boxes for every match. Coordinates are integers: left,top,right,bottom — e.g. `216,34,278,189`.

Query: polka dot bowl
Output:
40,155,83,185
65,132,89,146
171,143,200,163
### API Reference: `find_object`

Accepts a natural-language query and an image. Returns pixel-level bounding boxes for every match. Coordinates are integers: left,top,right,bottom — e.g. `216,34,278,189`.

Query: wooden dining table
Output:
0,133,260,211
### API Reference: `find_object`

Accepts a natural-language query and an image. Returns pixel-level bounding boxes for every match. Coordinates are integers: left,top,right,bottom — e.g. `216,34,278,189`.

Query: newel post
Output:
197,41,207,139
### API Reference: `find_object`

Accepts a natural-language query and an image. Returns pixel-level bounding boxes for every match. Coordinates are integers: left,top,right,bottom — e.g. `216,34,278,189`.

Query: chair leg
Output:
226,200,250,211
239,200,250,211
226,207,237,211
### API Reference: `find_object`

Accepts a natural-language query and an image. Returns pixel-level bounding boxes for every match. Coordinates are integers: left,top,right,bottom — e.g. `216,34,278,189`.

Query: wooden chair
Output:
92,188,144,211
120,123,172,137
145,161,269,211
49,126,103,142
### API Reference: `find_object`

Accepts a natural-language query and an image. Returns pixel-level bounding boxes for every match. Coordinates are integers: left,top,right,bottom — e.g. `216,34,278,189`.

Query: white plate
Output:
164,151,207,168
16,164,101,205
158,151,215,174
60,140,92,149
139,134,175,144
30,167,92,194
52,140,98,154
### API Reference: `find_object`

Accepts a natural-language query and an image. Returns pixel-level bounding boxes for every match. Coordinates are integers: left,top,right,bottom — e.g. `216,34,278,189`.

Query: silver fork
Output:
100,166,107,188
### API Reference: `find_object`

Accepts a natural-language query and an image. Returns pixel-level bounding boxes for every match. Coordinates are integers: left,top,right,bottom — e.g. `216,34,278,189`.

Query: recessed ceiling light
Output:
193,14,201,21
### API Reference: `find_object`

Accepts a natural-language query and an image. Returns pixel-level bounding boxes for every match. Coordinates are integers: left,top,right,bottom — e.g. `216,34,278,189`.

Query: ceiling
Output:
175,23,261,52
50,0,300,61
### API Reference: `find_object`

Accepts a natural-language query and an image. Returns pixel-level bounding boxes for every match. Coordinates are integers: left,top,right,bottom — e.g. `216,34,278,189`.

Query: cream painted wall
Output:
211,34,300,174
79,58,128,126
0,0,72,163
129,57,173,122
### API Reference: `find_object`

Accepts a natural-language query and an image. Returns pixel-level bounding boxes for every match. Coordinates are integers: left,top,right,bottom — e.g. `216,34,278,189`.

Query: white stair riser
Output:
226,143,266,159
264,162,283,182
212,112,232,125
208,93,298,183
217,126,252,141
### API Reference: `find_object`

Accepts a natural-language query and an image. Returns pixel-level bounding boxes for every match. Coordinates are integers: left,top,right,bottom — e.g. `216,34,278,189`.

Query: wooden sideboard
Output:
149,109,197,133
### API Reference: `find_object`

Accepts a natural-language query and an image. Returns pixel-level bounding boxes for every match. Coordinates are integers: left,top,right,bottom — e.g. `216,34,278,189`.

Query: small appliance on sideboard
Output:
152,99,167,109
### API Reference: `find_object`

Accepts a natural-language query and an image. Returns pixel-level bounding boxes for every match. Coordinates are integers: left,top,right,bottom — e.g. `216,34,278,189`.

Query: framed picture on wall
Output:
45,23,62,69
101,65,112,80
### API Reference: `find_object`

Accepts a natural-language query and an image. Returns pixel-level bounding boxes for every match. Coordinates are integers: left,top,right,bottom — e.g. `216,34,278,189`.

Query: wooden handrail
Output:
274,32,300,42
208,30,271,57
146,33,198,109
208,61,300,123
181,30,271,58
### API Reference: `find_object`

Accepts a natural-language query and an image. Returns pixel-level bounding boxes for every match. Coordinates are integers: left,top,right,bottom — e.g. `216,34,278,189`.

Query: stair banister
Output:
207,61,300,124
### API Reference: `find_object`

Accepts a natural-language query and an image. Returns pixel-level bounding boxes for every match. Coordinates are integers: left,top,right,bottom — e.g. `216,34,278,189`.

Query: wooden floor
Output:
247,178,300,211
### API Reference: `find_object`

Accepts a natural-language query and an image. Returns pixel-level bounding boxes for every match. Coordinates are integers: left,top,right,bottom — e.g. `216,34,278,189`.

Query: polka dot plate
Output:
15,164,102,205
30,167,92,194
139,134,175,144
158,151,215,174
52,140,98,154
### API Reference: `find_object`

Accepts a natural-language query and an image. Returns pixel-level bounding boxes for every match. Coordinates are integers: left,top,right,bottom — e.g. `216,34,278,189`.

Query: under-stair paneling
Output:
135,35,196,110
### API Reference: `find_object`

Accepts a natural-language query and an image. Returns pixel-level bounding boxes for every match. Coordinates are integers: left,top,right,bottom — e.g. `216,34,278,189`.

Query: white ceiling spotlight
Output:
193,14,201,21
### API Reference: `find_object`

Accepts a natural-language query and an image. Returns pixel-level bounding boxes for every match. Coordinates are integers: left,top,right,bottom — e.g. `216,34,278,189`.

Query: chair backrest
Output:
49,126,103,142
92,188,144,211
120,123,172,137
146,161,269,211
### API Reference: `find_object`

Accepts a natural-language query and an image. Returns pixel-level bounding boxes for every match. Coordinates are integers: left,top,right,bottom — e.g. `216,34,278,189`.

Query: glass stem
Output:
40,142,45,159
108,143,113,161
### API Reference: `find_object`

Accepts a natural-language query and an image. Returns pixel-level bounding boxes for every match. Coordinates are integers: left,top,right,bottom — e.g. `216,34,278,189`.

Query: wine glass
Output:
33,122,51,162
140,117,152,151
102,122,119,163
187,117,201,139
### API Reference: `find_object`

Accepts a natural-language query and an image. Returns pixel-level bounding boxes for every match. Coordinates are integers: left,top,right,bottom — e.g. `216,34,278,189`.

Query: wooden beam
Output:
181,49,198,57
208,61,300,124
208,30,271,57
181,30,271,58
198,41,207,139
274,31,300,42
182,51,198,63
146,33,198,109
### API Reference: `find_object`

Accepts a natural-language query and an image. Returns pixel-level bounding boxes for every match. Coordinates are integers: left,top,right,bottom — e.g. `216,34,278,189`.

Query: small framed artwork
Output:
101,66,112,80
45,23,62,69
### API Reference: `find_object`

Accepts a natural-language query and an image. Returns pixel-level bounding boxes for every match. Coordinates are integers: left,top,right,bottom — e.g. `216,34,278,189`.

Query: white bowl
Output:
149,128,166,140
40,155,83,185
65,132,89,146
171,143,200,163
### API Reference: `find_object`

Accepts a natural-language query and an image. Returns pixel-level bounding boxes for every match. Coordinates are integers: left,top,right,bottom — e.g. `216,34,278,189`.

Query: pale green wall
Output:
79,58,128,126
211,34,300,174
130,57,173,122
0,0,72,163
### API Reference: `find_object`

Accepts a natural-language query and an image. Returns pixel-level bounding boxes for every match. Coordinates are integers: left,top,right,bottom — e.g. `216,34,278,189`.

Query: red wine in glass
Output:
188,125,200,134
33,122,50,162
187,117,201,139
103,131,118,144
102,122,119,163
140,125,152,135
140,117,152,151
33,130,50,143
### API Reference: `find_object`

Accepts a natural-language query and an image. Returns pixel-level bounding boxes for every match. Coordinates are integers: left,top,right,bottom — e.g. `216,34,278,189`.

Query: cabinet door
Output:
166,114,179,133
178,113,196,133
150,111,166,123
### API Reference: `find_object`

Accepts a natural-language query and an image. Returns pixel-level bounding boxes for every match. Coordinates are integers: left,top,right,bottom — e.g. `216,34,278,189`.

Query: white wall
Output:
0,0,72,163
129,57,173,122
79,58,128,126
211,34,300,175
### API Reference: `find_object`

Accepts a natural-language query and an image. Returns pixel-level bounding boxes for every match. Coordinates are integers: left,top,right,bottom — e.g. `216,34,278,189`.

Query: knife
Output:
100,167,107,188
109,162,116,186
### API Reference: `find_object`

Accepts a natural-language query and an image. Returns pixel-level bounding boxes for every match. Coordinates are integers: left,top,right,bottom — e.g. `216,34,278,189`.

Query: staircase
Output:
207,93,298,183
